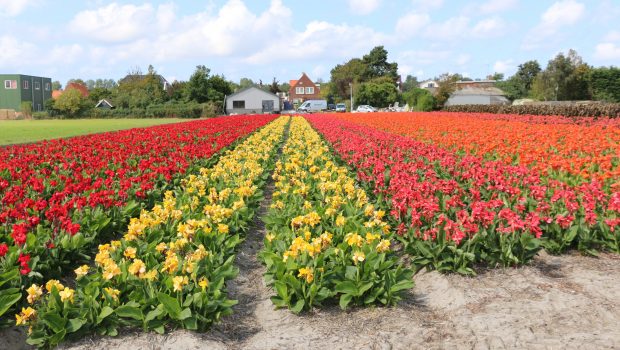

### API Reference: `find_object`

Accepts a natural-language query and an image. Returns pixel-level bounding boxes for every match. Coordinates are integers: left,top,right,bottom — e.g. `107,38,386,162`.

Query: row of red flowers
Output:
307,114,620,274
0,115,275,325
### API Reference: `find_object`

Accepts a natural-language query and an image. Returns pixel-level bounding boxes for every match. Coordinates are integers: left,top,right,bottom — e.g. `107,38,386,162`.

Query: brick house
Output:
288,73,321,104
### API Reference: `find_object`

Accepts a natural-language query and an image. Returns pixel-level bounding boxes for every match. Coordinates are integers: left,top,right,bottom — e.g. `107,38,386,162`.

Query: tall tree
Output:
186,65,211,103
589,66,620,102
329,58,368,100
355,76,398,107
269,77,281,94
531,50,590,101
401,75,419,93
361,46,399,81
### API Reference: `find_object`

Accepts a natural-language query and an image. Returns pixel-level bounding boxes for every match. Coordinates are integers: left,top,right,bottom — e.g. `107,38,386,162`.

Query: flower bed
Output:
260,117,413,312
21,117,288,348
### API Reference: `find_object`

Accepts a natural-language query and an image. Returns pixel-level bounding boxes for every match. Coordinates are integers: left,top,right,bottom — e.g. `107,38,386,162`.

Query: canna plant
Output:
20,117,288,348
260,117,413,313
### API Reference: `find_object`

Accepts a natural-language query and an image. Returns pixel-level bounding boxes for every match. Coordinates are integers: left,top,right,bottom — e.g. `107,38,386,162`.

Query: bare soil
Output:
3,168,620,349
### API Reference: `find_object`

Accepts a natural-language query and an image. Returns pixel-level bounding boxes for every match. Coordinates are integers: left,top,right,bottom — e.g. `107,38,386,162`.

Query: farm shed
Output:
445,86,510,106
225,87,281,115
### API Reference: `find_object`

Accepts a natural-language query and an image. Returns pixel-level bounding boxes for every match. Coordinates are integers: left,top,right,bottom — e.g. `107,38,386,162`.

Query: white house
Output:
418,80,438,89
225,87,281,115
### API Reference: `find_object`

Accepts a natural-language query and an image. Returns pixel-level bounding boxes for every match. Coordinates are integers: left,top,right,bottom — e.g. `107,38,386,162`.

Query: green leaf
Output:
339,294,353,310
115,305,144,321
144,307,163,323
179,308,192,321
334,281,358,295
0,292,21,317
183,316,198,330
291,299,305,314
157,292,181,319
42,313,67,333
97,306,114,325
66,318,86,333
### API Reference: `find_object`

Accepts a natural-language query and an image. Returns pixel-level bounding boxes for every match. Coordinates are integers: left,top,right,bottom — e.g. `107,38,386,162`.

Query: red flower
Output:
11,223,28,246
18,253,31,275
0,243,8,257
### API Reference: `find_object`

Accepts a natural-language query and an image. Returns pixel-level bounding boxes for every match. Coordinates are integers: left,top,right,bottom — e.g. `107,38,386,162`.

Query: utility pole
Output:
349,82,353,112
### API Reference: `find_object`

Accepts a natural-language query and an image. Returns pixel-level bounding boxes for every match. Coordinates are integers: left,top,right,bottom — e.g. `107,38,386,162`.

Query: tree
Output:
402,88,434,111
487,72,504,81
329,58,367,100
589,66,620,102
166,81,188,101
269,78,280,94
207,74,233,102
67,78,86,86
361,46,398,81
279,82,291,93
52,81,62,90
401,75,419,93
239,78,255,89
531,50,590,101
186,65,211,103
54,89,88,117
496,60,541,100
115,65,165,108
433,73,461,108
355,77,398,107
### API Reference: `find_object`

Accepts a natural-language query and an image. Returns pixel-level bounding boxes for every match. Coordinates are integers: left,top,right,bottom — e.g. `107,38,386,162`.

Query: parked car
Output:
335,103,347,112
327,103,336,111
355,105,377,113
297,99,327,112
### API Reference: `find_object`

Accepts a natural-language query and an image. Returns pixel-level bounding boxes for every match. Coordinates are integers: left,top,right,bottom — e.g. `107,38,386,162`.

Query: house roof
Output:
95,99,114,108
451,86,506,96
227,86,279,100
290,80,298,86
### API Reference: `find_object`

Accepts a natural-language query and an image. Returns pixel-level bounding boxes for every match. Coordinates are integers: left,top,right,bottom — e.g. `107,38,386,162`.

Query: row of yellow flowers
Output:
19,116,289,348
260,117,413,312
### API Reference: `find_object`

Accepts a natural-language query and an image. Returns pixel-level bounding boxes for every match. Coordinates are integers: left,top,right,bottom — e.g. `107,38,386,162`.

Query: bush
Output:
443,103,620,118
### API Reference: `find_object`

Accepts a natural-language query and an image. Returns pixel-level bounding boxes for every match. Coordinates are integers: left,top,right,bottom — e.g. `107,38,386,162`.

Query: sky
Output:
0,0,619,85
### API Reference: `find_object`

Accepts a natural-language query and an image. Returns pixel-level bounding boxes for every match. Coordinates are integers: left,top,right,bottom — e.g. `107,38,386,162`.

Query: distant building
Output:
288,73,321,104
225,86,281,115
95,99,115,109
119,74,170,91
445,86,510,106
418,79,438,95
0,74,52,112
454,80,498,89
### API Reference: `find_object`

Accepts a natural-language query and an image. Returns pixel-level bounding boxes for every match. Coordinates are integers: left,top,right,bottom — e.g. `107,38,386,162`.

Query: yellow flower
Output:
141,270,158,281
198,277,209,291
26,284,43,304
104,287,120,301
102,262,121,280
172,275,189,292
161,254,179,274
128,259,147,276
297,267,314,283
15,307,36,326
124,247,137,259
345,233,363,247
335,215,345,227
352,251,366,265
265,233,276,242
59,288,75,303
376,239,391,253
74,265,90,279
156,242,167,253
217,224,229,234
45,280,64,293
365,232,381,243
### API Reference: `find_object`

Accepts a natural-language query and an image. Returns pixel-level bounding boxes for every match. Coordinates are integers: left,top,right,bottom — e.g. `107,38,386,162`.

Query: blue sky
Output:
1,0,619,85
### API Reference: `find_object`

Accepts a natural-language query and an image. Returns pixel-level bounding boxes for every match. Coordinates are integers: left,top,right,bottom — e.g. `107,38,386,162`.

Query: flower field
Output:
1,112,619,348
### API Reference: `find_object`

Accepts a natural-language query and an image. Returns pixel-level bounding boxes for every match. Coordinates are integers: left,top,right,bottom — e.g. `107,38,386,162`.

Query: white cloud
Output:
594,43,620,61
604,30,620,42
69,3,157,43
456,54,471,66
395,13,431,38
347,0,381,15
0,0,36,17
471,17,507,37
398,50,452,66
493,59,515,74
540,0,584,29
0,35,36,67
522,0,585,49
478,0,518,14
425,16,470,40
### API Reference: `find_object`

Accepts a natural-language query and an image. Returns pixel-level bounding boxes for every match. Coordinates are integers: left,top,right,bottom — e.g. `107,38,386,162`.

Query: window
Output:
4,80,17,89
232,100,245,109
45,83,51,91
305,87,314,94
37,104,42,111
23,80,29,89
295,87,304,94
428,83,435,88
34,81,40,90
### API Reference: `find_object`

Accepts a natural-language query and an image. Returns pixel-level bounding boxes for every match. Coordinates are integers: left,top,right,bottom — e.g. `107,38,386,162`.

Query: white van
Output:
297,100,327,113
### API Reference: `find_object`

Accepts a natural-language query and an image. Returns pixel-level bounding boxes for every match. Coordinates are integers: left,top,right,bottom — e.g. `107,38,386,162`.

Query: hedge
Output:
442,103,620,118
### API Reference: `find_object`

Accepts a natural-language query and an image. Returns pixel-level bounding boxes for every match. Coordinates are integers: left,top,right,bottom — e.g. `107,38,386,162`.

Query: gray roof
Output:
227,86,280,99
452,86,506,96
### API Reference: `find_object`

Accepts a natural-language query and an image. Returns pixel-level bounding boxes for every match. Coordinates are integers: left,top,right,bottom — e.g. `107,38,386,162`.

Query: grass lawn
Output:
0,118,187,145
